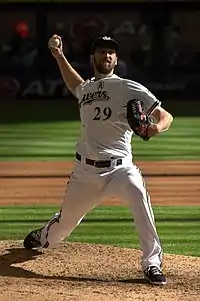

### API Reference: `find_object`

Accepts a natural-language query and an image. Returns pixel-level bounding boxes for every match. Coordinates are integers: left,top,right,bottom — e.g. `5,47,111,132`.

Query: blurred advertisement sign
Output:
0,77,20,100
0,3,199,100
1,75,197,101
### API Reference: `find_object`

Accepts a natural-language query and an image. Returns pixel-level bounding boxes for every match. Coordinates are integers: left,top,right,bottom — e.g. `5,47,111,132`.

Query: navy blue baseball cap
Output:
91,36,120,54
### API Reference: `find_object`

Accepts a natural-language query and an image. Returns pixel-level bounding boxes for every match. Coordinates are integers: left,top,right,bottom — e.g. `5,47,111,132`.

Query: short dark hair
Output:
91,36,120,54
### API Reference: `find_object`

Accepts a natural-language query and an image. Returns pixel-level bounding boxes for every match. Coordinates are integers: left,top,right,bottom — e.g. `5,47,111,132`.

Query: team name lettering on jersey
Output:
80,91,111,107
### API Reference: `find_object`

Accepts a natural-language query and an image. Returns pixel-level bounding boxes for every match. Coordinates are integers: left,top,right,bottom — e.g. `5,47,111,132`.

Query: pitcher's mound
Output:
0,241,199,301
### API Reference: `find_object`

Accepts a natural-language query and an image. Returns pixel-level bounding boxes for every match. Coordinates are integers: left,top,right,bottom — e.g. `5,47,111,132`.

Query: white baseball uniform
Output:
40,74,163,271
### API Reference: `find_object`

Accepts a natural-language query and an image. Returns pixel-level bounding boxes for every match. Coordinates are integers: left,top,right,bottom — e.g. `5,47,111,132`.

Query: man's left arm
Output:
122,79,173,140
148,107,173,137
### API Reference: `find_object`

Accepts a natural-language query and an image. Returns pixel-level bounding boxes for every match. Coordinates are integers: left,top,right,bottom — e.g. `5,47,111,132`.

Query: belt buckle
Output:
110,158,117,167
111,158,122,167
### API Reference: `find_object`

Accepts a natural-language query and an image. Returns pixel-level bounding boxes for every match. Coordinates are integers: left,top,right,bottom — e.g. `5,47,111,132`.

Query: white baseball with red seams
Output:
40,74,163,271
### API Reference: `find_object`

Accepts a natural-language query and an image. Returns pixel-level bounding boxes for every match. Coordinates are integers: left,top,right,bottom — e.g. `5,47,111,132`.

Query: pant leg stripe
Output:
138,167,163,263
44,211,61,247
136,165,155,223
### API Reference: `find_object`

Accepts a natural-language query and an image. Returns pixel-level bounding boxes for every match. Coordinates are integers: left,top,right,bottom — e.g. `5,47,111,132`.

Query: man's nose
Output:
104,52,111,59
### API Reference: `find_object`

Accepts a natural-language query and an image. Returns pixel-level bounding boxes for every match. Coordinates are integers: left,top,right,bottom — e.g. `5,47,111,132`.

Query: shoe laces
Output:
32,230,41,241
147,266,163,275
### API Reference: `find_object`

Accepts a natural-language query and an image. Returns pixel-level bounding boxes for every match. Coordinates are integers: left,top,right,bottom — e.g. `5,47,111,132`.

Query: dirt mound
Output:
0,241,199,301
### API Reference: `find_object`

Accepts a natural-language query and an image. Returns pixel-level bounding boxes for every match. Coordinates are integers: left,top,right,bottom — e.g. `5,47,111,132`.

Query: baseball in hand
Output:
48,36,60,48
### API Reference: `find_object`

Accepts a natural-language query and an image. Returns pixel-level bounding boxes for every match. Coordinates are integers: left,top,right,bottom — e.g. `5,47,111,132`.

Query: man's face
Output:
92,48,118,74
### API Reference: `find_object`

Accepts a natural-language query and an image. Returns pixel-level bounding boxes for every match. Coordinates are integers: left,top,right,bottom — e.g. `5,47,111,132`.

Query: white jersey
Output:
75,74,160,160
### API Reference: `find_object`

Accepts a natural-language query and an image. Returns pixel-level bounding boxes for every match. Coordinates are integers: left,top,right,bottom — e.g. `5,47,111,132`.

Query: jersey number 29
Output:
93,107,112,121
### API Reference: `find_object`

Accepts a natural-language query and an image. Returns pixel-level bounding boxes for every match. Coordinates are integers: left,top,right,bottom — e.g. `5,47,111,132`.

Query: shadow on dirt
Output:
0,246,147,284
0,247,43,279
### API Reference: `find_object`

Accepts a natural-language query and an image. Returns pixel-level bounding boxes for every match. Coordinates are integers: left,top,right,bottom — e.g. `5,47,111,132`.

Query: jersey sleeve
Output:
74,79,91,102
74,82,84,99
122,79,161,115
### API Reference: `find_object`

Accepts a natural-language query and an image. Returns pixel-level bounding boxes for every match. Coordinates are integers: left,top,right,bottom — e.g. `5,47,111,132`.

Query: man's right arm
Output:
56,54,85,96
48,34,85,97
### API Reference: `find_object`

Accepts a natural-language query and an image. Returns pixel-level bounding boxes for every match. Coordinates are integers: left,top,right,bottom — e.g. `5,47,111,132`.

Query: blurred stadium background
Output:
0,0,200,106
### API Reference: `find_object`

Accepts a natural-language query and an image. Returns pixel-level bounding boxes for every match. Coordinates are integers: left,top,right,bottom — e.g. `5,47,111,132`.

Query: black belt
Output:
76,152,122,168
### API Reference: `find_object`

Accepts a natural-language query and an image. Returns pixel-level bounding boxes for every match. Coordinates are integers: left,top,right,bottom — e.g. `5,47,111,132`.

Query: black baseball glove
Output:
127,99,154,141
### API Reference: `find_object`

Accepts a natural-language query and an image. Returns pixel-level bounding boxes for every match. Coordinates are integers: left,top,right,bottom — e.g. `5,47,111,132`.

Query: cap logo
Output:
102,36,112,40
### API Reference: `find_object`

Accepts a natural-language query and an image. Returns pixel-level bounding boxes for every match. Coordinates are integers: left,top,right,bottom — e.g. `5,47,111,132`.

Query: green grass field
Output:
0,206,199,256
0,116,200,257
0,117,200,161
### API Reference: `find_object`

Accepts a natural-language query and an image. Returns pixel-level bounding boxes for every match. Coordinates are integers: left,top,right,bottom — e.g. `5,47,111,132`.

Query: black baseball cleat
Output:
23,228,43,249
144,266,167,285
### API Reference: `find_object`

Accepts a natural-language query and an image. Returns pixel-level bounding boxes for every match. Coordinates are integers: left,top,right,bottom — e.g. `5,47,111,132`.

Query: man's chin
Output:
97,67,113,75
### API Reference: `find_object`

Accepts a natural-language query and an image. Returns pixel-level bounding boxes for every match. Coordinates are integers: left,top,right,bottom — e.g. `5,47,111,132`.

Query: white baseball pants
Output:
40,155,162,270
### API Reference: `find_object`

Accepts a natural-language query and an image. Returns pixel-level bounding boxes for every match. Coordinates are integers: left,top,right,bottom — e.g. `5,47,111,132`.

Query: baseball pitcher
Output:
23,35,173,285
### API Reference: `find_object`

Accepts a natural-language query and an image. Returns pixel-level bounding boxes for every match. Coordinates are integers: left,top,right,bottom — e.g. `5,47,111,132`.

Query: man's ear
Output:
115,57,118,66
90,54,94,65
